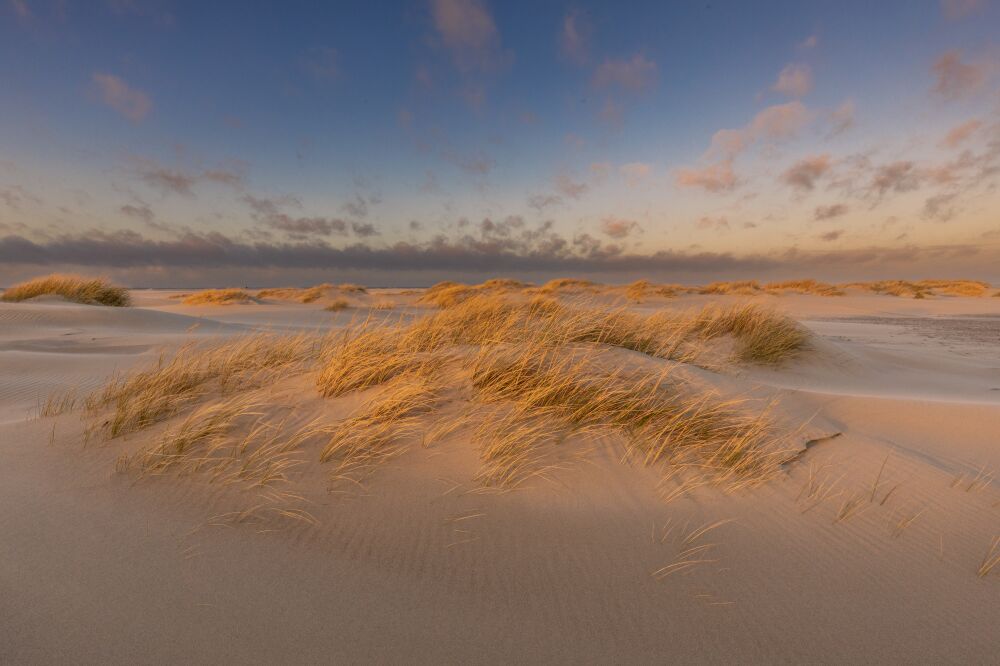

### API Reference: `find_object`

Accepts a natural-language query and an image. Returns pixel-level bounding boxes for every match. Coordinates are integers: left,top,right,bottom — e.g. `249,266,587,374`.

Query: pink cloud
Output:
828,99,855,136
771,63,813,98
931,51,986,99
600,216,641,239
941,0,986,20
782,154,832,190
558,10,591,65
9,0,29,19
798,35,819,49
430,0,504,72
696,216,730,231
91,72,152,123
593,54,657,92
749,101,810,141
675,160,738,193
814,203,848,220
940,119,982,148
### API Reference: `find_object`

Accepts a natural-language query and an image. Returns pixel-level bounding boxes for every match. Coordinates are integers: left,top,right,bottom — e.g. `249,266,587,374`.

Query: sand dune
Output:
1,287,997,663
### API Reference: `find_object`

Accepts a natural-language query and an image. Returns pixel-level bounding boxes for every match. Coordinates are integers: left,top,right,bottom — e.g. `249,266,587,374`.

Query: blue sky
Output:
1,0,999,286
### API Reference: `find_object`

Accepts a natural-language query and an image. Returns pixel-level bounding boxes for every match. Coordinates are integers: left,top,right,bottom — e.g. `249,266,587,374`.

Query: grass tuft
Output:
182,289,255,305
1,274,131,306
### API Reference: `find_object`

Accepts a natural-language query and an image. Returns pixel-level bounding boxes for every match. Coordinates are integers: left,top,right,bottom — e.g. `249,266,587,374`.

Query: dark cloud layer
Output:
1,228,996,285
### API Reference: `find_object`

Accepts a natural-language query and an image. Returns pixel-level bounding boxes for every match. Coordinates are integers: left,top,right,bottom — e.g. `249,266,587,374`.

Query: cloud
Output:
558,10,591,65
241,193,380,239
771,63,813,98
91,72,152,123
0,185,41,210
4,229,998,282
455,152,495,175
940,119,982,148
598,98,624,127
430,0,505,72
828,99,855,136
818,229,844,242
120,203,155,223
696,216,730,231
351,222,379,237
600,216,641,239
871,161,921,196
923,192,960,221
931,50,986,99
9,0,29,19
749,101,810,141
266,215,348,237
527,193,562,211
814,203,848,220
941,0,986,20
798,35,819,49
593,54,657,92
782,154,832,190
675,160,739,193
620,162,652,187
131,159,245,196
554,172,588,199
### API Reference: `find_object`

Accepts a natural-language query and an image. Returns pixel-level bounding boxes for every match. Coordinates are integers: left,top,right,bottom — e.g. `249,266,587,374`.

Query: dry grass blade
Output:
977,536,1000,578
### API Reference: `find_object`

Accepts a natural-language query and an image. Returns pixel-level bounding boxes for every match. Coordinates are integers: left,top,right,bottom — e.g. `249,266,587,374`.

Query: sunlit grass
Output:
1,273,131,306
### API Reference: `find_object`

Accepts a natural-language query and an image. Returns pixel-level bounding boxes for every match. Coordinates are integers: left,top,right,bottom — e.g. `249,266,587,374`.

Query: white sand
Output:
1,290,998,663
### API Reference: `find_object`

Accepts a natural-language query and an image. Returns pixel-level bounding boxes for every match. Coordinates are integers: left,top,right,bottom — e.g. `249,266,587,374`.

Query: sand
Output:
1,289,998,664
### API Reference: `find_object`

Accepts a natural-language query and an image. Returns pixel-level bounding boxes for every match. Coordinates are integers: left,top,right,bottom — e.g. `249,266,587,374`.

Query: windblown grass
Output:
699,280,763,296
181,288,255,305
257,283,367,302
843,279,991,298
1,273,131,306
62,288,809,506
417,278,533,308
258,284,332,303
765,279,845,296
324,298,350,312
85,332,324,439
625,280,680,302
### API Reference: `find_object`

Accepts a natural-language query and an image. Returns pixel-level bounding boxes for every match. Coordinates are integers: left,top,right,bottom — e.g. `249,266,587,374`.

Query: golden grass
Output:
1,273,131,306
843,279,991,298
324,298,350,312
978,536,1000,578
59,288,810,505
181,288,255,305
625,279,680,302
257,283,367,303
699,280,762,296
537,278,597,293
85,332,324,439
765,279,845,296
257,284,332,303
370,299,395,310
417,278,534,308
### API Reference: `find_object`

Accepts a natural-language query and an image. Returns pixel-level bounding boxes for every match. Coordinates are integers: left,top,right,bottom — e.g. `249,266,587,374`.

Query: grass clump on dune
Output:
843,279,991,298
765,279,844,296
417,278,533,308
1,274,131,306
324,298,350,312
182,288,255,305
85,332,324,439
58,288,809,507
625,280,680,302
699,280,763,296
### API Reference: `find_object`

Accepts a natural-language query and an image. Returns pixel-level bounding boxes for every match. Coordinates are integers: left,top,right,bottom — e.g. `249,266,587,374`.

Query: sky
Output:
1,0,999,287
